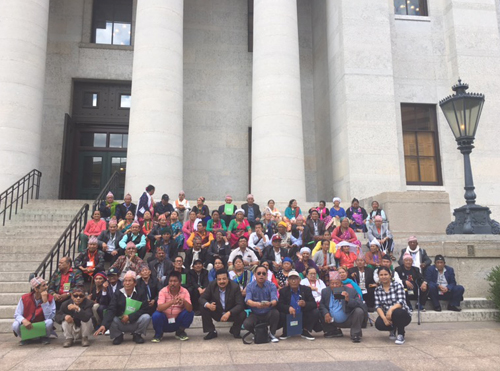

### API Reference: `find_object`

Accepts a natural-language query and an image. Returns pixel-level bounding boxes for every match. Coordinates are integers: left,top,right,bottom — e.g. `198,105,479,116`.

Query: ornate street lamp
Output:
439,80,499,234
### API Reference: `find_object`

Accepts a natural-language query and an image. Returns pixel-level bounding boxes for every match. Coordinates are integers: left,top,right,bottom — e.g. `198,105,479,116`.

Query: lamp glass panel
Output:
465,99,483,137
440,100,461,139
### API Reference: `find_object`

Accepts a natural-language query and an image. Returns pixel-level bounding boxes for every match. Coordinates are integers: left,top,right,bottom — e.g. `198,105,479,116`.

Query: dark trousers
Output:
152,310,194,338
279,308,320,335
320,307,366,337
243,309,280,335
375,308,411,336
428,285,464,308
363,288,376,308
188,288,201,311
405,286,429,307
200,306,246,334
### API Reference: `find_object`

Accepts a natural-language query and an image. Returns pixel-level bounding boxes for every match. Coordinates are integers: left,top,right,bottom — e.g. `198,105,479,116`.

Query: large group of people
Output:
13,187,465,348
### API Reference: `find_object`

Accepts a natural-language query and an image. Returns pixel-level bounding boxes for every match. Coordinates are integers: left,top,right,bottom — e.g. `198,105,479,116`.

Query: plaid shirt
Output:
48,268,84,295
375,281,411,315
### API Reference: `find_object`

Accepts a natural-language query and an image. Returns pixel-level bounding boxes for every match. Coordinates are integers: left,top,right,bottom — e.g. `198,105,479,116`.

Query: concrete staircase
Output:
0,200,88,333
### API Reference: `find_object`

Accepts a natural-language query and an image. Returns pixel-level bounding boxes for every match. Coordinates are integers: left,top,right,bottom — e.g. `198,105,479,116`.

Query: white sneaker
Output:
269,333,279,343
389,330,396,340
395,334,405,345
105,330,110,336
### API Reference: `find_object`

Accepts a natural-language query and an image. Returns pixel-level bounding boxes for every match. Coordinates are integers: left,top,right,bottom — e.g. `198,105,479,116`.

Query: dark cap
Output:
107,267,119,276
162,194,169,200
381,254,392,261
434,254,445,263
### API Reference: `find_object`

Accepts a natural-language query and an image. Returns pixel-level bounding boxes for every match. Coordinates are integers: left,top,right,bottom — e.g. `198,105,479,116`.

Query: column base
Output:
446,204,500,235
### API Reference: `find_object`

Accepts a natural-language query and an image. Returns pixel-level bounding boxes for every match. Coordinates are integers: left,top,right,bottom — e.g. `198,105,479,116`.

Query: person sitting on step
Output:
80,210,106,253
425,255,465,312
110,242,147,281
98,191,120,222
397,236,432,274
186,259,209,315
395,252,429,312
119,222,147,259
48,257,84,310
97,219,123,264
74,236,105,284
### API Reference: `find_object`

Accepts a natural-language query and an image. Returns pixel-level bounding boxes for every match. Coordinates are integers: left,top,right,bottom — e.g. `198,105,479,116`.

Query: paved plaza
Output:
0,321,499,370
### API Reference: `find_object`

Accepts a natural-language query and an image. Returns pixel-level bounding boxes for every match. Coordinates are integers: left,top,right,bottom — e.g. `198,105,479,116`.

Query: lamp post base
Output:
446,204,500,234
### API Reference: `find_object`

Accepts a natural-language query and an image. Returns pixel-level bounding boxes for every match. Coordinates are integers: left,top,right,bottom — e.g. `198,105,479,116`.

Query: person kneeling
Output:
199,269,246,340
277,270,319,341
55,287,94,347
94,271,151,345
151,271,194,342
374,267,412,345
319,271,367,343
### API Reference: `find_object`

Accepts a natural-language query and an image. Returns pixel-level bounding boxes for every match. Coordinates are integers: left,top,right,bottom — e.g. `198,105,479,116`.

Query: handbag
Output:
242,322,270,344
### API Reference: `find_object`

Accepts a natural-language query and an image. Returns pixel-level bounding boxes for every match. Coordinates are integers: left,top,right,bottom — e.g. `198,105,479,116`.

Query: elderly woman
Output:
313,239,336,283
136,185,155,225
118,210,135,233
332,217,361,250
265,199,281,220
276,257,294,288
110,242,147,281
295,247,319,277
365,239,383,269
169,211,184,247
227,208,251,248
367,215,394,256
284,199,302,231
337,267,363,298
80,210,107,252
328,197,346,229
346,198,368,233
182,210,197,250
75,236,105,282
192,197,210,223
301,267,326,304
375,267,412,345
366,200,387,230
229,256,254,297
334,241,358,270
206,210,227,237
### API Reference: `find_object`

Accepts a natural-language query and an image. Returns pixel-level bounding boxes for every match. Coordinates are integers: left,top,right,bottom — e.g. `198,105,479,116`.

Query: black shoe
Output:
301,330,315,341
112,334,124,345
194,311,201,316
229,326,241,339
434,306,442,312
204,331,218,340
279,332,290,340
367,307,376,313
352,335,361,343
447,305,462,312
324,328,343,338
132,333,144,344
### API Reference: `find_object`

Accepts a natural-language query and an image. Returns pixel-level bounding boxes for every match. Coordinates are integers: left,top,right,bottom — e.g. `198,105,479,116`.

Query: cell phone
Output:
333,287,344,300
261,301,270,305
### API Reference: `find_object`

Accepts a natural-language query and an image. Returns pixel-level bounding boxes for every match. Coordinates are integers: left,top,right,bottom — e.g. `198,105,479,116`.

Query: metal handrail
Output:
92,171,120,213
0,169,42,226
32,204,90,280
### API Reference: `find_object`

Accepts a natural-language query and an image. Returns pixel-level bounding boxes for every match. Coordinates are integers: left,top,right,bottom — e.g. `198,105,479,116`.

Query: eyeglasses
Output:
72,294,85,298
256,272,266,276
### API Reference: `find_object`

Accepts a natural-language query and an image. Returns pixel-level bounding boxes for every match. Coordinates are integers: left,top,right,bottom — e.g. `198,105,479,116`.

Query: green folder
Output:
20,322,46,340
181,274,186,285
123,297,142,315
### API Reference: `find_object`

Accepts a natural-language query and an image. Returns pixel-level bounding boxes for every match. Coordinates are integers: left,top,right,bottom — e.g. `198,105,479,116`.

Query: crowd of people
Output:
13,186,465,347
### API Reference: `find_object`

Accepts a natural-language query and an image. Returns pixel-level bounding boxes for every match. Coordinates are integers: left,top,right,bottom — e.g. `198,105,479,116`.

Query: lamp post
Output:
439,80,500,234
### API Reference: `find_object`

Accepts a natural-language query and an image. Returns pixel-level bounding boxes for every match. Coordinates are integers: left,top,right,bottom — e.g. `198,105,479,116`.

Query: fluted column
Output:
0,0,50,191
251,0,307,203
126,0,184,197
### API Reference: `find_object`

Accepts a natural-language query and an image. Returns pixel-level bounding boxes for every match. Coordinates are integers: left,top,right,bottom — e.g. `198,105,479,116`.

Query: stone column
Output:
126,0,184,198
251,0,307,203
0,0,50,191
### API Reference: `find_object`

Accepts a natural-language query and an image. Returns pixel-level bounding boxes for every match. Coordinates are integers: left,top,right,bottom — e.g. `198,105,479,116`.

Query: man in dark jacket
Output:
94,271,151,345
55,287,94,347
187,260,209,314
207,230,231,265
319,271,368,343
241,194,261,227
97,220,123,263
398,236,432,273
199,269,246,340
277,271,319,340
184,238,208,269
115,193,136,222
262,235,287,273
136,266,161,316
348,255,377,311
395,252,429,311
74,236,105,283
425,255,465,312
149,249,174,286
152,227,178,262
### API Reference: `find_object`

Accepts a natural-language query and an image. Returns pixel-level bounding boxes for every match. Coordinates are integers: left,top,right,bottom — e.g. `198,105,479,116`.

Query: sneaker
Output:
104,329,110,335
351,335,361,343
279,333,290,340
269,333,279,343
301,330,315,341
175,330,189,341
203,331,218,340
389,330,396,340
81,337,90,347
112,334,124,345
63,339,74,348
395,334,405,345
132,333,145,344
229,326,241,339
417,304,426,312
434,306,442,312
41,337,50,345
151,338,161,343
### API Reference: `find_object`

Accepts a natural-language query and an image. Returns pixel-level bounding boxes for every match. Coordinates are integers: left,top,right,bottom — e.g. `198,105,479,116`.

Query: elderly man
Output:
97,219,123,263
367,215,394,256
243,265,280,342
199,269,246,340
319,271,368,343
98,268,122,335
151,271,194,342
149,249,174,286
115,193,136,222
110,242,147,281
241,194,261,227
154,194,174,220
277,271,319,341
425,255,465,312
185,237,209,269
395,253,429,311
13,277,55,345
348,255,376,311
262,234,287,274
48,257,84,309
55,287,93,347
94,271,151,344
174,191,190,223
75,236,105,282
248,222,270,258
119,222,147,259
218,195,238,227
99,191,120,221
398,236,432,273
228,236,260,269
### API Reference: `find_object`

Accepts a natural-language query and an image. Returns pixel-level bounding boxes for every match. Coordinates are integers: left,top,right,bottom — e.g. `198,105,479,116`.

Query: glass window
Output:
92,0,133,45
93,133,107,148
394,0,428,16
109,134,128,148
111,157,127,188
401,104,442,185
80,133,107,147
83,92,98,108
82,157,102,189
120,94,131,108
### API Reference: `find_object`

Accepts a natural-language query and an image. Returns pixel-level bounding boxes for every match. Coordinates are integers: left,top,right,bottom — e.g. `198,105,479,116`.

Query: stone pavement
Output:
0,321,499,371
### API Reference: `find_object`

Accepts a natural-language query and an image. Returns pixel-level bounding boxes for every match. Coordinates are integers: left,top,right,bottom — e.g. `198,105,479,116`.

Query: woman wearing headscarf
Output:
300,267,326,304
226,208,251,248
332,217,362,250
328,197,346,229
345,198,368,233
334,241,358,270
295,247,319,277
365,239,383,269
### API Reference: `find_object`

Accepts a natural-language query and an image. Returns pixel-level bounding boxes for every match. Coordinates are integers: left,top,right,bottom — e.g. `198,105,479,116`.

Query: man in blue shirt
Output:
318,271,367,343
243,265,279,342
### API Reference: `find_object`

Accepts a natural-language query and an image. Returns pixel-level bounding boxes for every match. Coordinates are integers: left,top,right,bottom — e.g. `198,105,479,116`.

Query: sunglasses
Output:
256,272,266,276
73,294,85,298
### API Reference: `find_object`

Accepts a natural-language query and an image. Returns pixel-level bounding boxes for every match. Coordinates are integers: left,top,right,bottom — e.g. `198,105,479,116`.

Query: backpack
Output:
242,322,270,344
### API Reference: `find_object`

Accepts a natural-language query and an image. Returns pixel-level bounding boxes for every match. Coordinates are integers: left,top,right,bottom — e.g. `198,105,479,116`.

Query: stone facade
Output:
1,0,500,223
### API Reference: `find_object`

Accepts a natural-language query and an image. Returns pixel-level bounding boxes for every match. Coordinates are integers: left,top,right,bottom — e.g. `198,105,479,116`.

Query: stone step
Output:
0,305,18,319
0,282,31,293
0,253,51,262
0,261,41,272
0,293,22,305
410,298,495,310
1,225,74,233
0,245,59,254
409,308,499,323
0,271,34,282
0,319,12,333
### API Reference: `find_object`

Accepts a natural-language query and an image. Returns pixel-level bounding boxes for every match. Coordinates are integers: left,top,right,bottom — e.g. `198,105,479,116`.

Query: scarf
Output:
405,245,421,271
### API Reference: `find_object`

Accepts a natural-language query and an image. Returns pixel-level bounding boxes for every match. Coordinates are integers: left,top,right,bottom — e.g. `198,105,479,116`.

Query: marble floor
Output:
0,321,499,370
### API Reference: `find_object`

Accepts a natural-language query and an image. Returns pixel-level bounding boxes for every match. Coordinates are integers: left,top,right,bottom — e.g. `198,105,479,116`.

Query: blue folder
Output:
286,312,303,337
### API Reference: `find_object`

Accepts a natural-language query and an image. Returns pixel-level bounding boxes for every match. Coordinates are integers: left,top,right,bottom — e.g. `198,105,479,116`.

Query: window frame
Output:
401,103,443,186
394,0,429,17
91,0,133,46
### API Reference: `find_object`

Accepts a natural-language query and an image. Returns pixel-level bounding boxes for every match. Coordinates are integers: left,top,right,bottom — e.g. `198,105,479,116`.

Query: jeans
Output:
152,310,194,338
